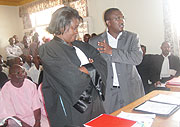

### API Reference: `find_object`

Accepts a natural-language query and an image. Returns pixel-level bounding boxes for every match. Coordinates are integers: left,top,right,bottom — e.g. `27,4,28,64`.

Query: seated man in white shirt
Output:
23,55,34,70
27,55,41,85
6,37,23,61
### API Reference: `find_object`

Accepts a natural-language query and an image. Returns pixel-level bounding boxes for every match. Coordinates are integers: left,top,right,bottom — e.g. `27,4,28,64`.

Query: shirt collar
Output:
106,28,122,40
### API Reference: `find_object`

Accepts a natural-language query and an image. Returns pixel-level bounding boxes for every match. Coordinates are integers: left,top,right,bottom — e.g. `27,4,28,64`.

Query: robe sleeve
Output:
38,43,91,105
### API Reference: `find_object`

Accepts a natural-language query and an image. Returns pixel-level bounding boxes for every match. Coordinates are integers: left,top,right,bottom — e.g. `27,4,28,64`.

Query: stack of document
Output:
166,77,180,86
117,111,156,127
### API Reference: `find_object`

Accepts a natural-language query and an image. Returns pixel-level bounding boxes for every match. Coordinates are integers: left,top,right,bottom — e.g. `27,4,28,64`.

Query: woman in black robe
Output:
38,6,107,127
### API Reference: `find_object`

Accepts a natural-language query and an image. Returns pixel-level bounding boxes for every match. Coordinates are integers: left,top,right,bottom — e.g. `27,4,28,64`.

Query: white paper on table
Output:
117,111,156,127
150,94,180,105
156,83,166,87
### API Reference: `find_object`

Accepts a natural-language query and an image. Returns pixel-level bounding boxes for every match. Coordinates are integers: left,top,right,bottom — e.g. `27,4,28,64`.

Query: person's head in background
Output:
140,45,146,56
91,33,97,38
13,57,24,66
9,64,26,88
22,35,29,44
13,35,19,44
83,34,91,43
23,39,29,48
47,6,82,46
42,36,51,43
161,42,171,57
25,55,33,65
9,37,15,46
104,8,125,39
32,33,40,43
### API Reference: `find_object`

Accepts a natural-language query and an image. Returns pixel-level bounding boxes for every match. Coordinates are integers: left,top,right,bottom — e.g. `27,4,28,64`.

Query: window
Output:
25,0,89,41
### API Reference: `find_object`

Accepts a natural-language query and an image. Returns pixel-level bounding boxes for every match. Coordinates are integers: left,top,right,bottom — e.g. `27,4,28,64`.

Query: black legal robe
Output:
38,37,107,127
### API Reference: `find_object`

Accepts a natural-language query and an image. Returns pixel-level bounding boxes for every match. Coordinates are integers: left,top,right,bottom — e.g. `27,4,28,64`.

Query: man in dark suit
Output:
136,45,154,94
89,8,144,114
151,42,180,86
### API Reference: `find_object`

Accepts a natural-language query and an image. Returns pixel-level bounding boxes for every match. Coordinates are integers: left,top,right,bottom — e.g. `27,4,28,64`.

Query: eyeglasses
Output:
109,17,125,21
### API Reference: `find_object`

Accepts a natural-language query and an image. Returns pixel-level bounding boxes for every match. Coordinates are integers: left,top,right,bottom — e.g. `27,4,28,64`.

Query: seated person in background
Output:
83,34,91,43
30,32,41,57
13,35,24,50
27,55,42,86
91,33,97,38
13,57,24,66
6,37,23,61
0,55,9,76
151,42,180,86
136,45,154,94
22,37,30,56
0,65,8,88
23,55,34,70
0,64,49,127
42,36,50,43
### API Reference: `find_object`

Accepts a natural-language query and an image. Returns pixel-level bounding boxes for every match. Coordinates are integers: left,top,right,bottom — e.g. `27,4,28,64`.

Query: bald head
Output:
161,42,171,57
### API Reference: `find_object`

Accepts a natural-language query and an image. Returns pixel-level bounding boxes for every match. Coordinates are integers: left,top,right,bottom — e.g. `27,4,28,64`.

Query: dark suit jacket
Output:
151,54,180,83
136,54,154,94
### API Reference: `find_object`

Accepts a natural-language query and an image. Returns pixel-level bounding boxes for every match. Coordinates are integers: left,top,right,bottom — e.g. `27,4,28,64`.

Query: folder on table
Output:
166,77,180,86
84,114,137,127
134,94,180,117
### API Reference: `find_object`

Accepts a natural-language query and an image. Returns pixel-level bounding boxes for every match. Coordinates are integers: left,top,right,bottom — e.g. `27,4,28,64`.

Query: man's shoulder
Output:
169,54,180,60
170,53,179,57
89,32,106,46
1,81,12,91
122,30,138,37
6,45,12,49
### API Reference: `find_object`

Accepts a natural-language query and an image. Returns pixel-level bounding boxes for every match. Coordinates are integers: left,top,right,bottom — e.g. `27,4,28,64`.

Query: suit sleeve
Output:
111,33,143,65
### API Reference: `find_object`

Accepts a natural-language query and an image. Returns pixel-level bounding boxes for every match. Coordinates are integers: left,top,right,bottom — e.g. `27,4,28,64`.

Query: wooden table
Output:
111,90,180,127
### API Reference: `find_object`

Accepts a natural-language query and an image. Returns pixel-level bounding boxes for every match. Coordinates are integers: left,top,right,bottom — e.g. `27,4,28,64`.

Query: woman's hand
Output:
79,66,89,75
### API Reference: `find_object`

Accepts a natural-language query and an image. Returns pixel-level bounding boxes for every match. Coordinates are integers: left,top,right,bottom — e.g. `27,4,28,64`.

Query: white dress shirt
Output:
6,45,23,60
73,46,89,66
107,31,122,86
160,53,171,79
